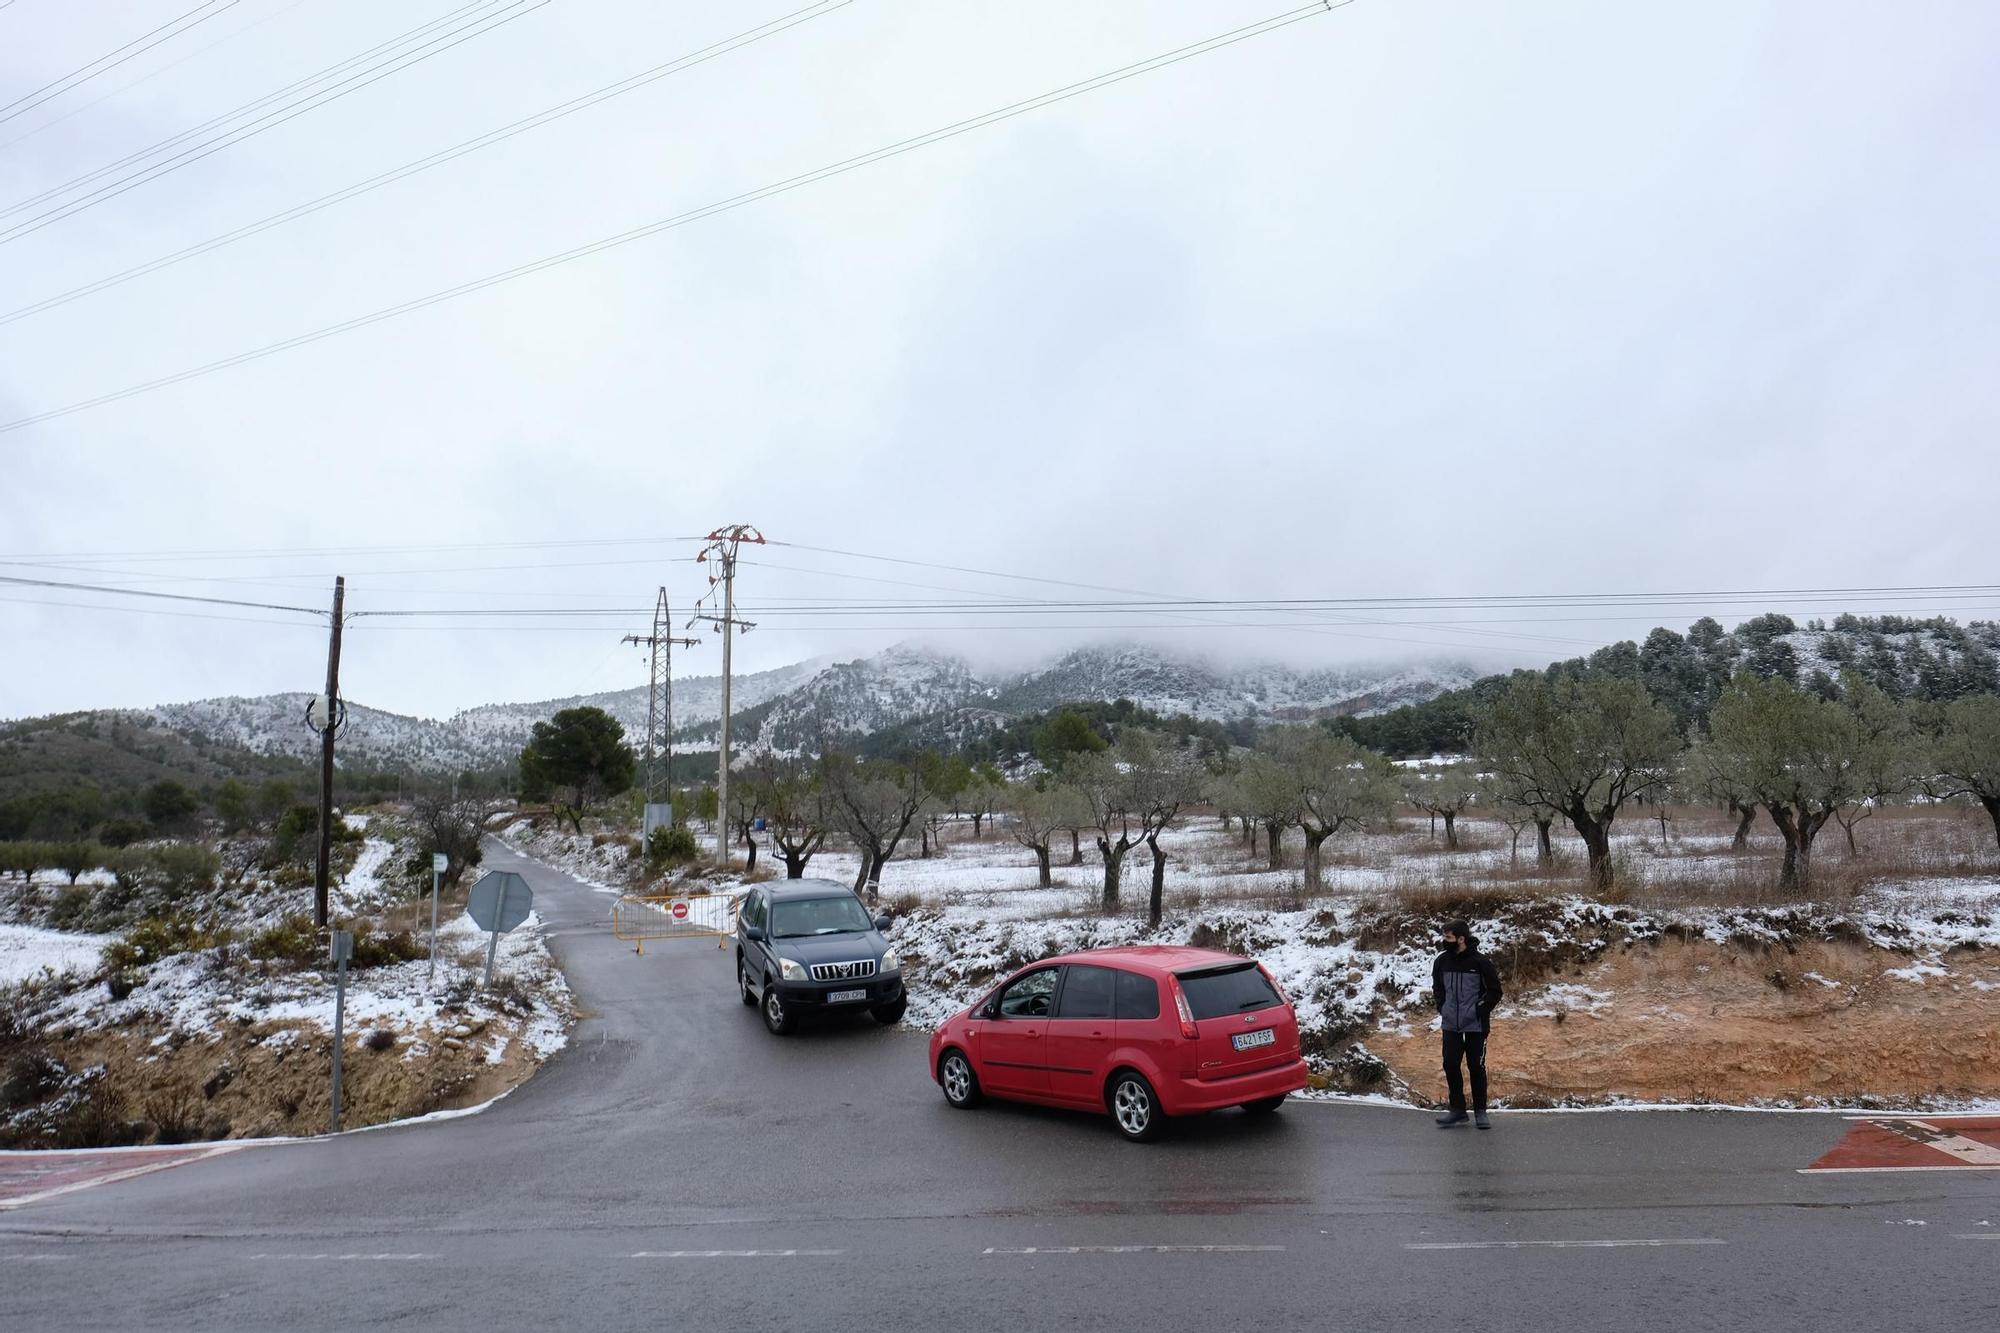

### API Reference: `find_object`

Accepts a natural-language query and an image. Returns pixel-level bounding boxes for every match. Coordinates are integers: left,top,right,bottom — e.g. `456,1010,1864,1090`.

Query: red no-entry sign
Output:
671,902,689,920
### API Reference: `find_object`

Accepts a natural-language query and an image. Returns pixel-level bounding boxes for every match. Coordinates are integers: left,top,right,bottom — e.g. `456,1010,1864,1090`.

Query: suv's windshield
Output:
770,895,874,939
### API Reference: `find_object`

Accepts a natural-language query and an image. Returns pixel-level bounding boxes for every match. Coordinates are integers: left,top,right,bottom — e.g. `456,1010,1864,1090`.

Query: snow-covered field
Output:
0,924,116,986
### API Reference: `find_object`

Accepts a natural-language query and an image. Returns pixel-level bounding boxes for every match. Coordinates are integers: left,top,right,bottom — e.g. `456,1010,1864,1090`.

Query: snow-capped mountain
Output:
448,657,828,757
994,646,1484,723
33,642,1479,773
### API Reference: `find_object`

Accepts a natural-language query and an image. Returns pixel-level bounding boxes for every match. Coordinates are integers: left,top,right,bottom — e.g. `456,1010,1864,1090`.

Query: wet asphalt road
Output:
1,839,1995,1331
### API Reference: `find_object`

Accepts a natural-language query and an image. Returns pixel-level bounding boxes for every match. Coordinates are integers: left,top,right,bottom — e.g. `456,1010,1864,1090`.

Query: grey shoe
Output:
1474,1112,1492,1130
1435,1111,1470,1127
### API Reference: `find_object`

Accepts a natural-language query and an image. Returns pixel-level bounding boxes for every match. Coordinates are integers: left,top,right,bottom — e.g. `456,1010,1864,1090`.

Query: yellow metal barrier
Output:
612,892,743,954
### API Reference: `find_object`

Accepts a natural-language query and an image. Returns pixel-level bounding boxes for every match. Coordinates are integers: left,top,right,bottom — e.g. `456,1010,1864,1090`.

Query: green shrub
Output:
248,915,320,967
49,885,95,930
645,825,699,870
146,843,222,902
348,922,424,969
96,819,148,849
105,915,234,970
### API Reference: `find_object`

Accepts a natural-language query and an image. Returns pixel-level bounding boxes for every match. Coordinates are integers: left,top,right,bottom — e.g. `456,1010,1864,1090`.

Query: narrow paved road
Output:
2,841,1994,1331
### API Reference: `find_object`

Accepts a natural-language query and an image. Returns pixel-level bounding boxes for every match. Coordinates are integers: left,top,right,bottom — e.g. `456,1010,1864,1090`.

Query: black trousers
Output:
1442,1029,1488,1113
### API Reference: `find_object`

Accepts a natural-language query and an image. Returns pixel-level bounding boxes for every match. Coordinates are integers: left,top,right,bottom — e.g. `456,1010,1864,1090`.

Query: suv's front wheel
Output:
871,995,907,1026
761,983,796,1035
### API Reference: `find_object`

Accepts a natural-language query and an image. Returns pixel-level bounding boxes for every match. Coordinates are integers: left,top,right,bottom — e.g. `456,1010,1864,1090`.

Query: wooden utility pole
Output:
313,576,345,928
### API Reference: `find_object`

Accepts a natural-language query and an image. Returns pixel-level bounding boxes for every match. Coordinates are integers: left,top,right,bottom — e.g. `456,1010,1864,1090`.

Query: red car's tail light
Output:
1170,979,1198,1040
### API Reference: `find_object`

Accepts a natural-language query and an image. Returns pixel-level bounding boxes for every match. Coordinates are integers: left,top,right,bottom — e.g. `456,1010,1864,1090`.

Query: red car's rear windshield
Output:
1176,962,1282,1020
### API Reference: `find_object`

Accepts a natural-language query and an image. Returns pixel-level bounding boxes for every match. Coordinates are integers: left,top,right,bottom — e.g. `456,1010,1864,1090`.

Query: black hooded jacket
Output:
1433,942,1502,1034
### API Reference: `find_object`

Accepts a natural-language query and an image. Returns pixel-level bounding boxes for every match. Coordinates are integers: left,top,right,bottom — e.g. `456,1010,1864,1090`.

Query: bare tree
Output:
725,769,767,874
409,787,498,889
757,758,832,879
823,752,945,902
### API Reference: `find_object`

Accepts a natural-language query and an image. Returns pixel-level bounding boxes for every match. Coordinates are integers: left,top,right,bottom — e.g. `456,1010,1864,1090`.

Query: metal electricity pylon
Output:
621,588,699,837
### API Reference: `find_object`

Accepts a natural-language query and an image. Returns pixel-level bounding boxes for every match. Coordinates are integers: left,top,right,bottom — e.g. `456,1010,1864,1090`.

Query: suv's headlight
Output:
778,957,808,982
879,948,901,973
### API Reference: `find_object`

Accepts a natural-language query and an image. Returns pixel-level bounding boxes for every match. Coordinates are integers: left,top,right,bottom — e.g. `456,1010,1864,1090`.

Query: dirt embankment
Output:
5,996,551,1147
1368,938,2000,1108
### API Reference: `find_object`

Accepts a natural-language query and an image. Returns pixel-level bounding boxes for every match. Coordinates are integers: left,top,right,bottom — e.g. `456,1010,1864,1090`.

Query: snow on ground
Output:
0,924,116,985
500,821,629,895
333,837,397,914
30,906,571,1063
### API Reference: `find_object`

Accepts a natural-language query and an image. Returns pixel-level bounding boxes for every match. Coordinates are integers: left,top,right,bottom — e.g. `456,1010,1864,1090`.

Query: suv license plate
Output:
827,989,869,1004
1232,1028,1276,1052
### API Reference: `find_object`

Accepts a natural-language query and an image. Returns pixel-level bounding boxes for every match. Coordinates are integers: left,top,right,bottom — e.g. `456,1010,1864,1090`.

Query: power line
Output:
0,0,853,327
0,593,332,628
0,1,240,127
1,0,551,244
3,0,508,219
0,534,710,563
0,0,1347,433
0,572,326,615
0,0,318,154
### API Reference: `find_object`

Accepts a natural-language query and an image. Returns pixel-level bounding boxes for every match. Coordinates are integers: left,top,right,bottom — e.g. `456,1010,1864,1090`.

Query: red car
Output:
927,945,1310,1142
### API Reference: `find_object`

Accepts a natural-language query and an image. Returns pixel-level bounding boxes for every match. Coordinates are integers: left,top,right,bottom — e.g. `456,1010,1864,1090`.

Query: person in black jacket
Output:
1432,918,1502,1129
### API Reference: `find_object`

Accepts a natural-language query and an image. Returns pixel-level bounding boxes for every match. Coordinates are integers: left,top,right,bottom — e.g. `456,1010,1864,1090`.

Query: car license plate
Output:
827,989,868,1004
1232,1027,1276,1052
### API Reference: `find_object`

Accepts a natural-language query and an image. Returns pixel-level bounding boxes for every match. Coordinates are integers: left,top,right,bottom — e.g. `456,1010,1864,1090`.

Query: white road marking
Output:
982,1245,1286,1255
1798,1165,2000,1174
0,1253,74,1262
1405,1239,1727,1251
243,1253,438,1261
627,1250,843,1259
1955,1234,2000,1241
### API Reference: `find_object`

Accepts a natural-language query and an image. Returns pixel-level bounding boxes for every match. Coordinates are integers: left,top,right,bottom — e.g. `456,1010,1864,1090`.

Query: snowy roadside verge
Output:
1,829,575,1148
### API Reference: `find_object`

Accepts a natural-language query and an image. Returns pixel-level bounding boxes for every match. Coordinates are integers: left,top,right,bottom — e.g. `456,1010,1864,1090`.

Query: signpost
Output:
466,871,533,988
427,851,449,983
328,929,353,1134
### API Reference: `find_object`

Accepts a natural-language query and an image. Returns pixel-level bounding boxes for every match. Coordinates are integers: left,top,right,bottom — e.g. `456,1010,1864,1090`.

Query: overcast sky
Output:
3,0,1996,721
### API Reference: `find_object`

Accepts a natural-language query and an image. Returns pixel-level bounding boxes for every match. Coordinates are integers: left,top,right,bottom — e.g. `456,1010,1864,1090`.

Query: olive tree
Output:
1927,694,2000,850
1401,761,1481,849
1006,783,1085,888
1070,734,1193,912
1259,728,1397,889
1705,672,1912,888
1127,736,1210,927
1476,673,1681,892
823,752,947,901
1227,749,1301,870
